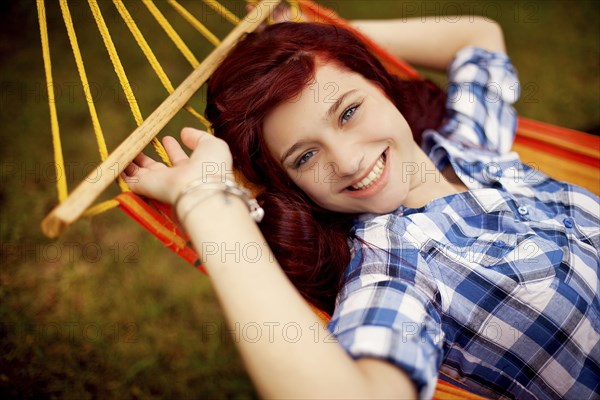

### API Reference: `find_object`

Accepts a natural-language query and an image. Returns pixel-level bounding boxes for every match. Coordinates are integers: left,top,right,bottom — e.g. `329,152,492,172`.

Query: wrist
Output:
175,188,221,223
174,178,264,226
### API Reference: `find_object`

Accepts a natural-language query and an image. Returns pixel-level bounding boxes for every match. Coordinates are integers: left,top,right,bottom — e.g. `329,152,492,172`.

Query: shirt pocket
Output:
444,232,561,287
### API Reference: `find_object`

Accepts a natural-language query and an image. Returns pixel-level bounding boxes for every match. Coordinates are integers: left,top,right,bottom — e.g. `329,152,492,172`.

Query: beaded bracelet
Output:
174,178,264,224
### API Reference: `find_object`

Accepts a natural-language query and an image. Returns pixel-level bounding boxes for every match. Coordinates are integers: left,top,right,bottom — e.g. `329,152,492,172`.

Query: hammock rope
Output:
202,0,241,25
82,199,122,217
88,0,173,167
58,0,129,196
37,0,67,202
114,0,211,128
142,0,201,68
168,0,222,47
40,0,278,237
47,0,246,204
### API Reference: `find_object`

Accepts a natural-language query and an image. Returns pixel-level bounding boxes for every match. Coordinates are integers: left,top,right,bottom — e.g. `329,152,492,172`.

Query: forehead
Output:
300,61,358,104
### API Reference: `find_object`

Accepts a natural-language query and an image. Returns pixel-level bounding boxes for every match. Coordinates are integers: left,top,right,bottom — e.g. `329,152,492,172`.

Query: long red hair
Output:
206,22,445,314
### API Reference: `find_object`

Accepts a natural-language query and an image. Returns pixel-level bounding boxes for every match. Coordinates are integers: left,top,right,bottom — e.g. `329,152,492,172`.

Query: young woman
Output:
123,15,600,400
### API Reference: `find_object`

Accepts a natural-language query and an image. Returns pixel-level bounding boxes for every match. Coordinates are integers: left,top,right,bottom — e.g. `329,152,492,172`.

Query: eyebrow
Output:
280,89,358,165
326,89,358,120
280,140,310,165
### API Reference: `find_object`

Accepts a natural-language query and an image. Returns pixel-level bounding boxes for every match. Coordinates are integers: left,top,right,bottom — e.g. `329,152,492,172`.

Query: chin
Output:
369,203,401,215
322,197,403,215
354,198,402,215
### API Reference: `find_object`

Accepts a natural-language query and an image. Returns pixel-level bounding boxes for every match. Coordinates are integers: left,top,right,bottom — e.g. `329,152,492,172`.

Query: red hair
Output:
206,22,445,314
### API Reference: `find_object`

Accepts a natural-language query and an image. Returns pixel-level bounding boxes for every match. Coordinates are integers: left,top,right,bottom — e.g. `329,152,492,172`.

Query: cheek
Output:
363,102,407,139
293,171,331,200
295,173,321,194
294,162,337,188
385,107,411,136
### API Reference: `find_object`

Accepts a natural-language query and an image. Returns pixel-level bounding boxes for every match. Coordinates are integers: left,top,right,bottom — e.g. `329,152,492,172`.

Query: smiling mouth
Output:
347,151,387,191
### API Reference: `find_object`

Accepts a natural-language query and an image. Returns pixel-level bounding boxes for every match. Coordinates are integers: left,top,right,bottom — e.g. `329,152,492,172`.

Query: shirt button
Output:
563,217,574,228
517,206,528,216
493,240,506,247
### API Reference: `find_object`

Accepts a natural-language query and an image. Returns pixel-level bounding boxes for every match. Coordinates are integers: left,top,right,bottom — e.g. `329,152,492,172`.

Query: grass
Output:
1,0,598,399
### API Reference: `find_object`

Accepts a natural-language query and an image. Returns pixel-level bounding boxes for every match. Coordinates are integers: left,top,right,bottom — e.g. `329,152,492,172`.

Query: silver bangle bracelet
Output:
174,178,264,223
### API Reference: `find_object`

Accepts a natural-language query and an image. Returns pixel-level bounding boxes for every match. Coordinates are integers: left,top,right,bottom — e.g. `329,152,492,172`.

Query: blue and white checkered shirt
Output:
328,47,600,399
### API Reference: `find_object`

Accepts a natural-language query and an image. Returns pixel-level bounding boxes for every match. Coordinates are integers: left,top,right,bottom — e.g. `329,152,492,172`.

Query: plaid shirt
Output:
328,47,600,399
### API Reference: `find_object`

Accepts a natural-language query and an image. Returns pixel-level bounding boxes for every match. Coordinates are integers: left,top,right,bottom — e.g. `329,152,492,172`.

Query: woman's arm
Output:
181,179,415,399
124,128,417,399
351,16,505,70
267,4,504,70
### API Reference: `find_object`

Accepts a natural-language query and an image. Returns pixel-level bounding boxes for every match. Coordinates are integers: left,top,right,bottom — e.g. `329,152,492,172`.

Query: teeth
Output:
351,155,385,190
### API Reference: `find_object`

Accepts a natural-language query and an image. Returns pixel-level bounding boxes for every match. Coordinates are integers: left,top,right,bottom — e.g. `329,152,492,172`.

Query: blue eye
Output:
295,150,315,168
341,104,360,124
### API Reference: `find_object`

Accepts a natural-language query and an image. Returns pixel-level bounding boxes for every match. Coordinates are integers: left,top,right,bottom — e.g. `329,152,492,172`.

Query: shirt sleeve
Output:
328,236,444,399
428,46,520,155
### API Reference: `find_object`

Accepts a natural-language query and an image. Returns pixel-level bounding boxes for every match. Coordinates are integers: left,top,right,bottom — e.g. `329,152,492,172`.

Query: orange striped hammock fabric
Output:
115,1,599,399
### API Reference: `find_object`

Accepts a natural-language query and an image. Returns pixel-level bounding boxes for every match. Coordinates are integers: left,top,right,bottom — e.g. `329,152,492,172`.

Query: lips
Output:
347,151,387,191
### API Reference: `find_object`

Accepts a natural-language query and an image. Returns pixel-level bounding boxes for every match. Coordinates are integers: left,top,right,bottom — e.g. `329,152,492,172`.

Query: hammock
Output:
37,1,599,399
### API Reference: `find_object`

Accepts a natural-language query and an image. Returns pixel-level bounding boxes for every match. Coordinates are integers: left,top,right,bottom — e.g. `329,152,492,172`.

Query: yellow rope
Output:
142,0,201,68
82,199,121,217
58,0,129,193
57,0,134,195
168,0,221,47
88,0,172,167
37,0,68,202
113,0,211,128
43,0,244,217
59,0,107,161
202,0,240,25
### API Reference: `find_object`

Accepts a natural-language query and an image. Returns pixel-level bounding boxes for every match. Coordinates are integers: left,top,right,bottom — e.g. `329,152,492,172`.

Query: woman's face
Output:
263,61,420,214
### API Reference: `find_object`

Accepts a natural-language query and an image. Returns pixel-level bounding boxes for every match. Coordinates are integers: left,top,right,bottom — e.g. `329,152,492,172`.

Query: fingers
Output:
122,153,154,182
121,158,164,200
133,152,156,168
121,162,143,191
162,136,189,164
180,127,210,150
123,133,193,181
123,162,139,177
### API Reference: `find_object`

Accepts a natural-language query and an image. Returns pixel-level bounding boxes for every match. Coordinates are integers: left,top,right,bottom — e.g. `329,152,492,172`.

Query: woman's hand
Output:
122,127,233,204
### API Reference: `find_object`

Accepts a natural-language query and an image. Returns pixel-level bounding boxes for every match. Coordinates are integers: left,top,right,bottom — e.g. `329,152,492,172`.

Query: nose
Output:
327,144,364,178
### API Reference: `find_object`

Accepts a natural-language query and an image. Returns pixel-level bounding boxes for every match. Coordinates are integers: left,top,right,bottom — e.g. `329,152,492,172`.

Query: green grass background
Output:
1,1,598,399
